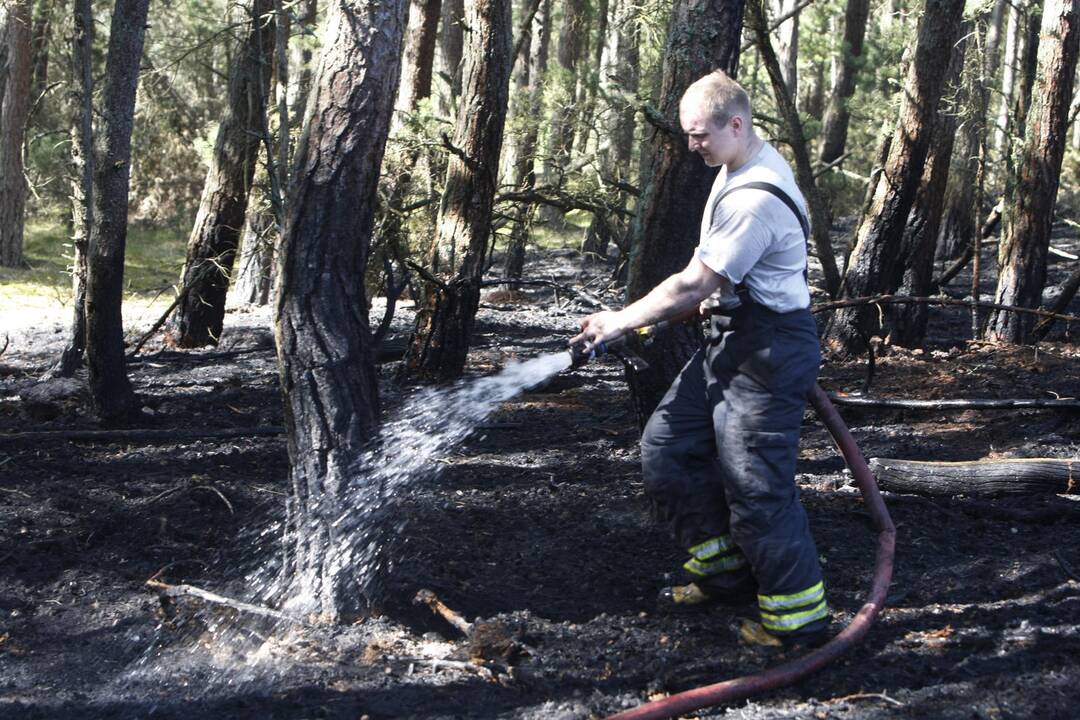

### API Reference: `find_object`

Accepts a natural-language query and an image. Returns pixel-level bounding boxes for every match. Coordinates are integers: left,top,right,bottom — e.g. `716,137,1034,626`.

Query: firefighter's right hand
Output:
570,311,627,352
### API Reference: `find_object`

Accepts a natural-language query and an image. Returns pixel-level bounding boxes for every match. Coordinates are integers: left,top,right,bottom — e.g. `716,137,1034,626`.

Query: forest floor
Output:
1,234,1080,720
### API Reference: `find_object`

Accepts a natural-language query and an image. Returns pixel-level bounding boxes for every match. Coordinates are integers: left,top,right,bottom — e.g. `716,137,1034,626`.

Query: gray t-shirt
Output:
696,142,810,313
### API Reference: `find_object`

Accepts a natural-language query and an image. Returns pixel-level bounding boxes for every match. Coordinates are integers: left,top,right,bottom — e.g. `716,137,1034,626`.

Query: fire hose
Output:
570,324,896,720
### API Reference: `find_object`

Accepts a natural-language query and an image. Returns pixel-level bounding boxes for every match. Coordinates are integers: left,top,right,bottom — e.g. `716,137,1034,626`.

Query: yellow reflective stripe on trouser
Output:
758,581,825,611
683,535,746,576
684,553,747,576
687,535,737,560
760,599,829,632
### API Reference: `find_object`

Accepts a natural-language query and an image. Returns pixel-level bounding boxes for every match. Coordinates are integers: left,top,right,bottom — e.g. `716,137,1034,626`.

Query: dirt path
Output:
1,248,1079,719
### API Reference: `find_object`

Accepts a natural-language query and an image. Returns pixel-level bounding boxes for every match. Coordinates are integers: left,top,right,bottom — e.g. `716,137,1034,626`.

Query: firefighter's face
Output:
680,102,742,168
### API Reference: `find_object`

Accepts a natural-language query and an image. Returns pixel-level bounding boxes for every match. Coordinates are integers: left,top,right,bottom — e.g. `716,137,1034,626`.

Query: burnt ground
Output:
1,241,1080,720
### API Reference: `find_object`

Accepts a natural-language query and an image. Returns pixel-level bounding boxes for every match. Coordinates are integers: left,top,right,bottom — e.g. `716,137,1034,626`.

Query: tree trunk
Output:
503,0,551,282
985,0,1079,343
937,0,1005,260
167,0,274,347
56,0,94,377
887,26,968,347
231,201,274,306
539,0,586,225
625,0,744,424
995,0,1022,157
0,0,31,268
405,0,513,382
29,0,52,102
84,0,151,422
774,0,799,97
747,0,840,298
395,0,443,126
437,0,464,114
1013,0,1044,140
274,0,408,620
823,0,967,357
817,0,870,164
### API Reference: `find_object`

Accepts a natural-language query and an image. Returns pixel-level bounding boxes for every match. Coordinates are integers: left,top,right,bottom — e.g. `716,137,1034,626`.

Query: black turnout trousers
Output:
640,300,828,637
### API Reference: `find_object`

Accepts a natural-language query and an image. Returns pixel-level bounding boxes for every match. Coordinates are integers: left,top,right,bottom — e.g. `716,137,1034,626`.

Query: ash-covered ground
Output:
1,243,1079,719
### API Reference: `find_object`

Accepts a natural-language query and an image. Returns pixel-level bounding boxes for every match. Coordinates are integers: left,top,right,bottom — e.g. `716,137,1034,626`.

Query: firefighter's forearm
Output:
618,259,720,331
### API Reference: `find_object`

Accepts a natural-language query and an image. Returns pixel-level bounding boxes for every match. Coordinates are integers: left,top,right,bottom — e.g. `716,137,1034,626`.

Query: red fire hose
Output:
606,384,896,720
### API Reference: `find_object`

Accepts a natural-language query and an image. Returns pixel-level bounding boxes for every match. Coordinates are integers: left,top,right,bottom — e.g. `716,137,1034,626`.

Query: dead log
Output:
827,394,1080,411
0,426,286,444
870,457,1080,497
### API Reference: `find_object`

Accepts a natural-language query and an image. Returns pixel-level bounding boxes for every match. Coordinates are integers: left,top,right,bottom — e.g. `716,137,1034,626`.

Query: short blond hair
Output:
681,70,752,127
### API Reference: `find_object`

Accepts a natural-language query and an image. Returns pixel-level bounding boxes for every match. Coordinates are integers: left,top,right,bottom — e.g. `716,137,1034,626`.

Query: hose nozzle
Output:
567,335,649,373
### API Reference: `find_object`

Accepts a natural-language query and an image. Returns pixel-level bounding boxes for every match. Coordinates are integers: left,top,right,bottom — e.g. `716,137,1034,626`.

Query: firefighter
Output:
571,69,828,647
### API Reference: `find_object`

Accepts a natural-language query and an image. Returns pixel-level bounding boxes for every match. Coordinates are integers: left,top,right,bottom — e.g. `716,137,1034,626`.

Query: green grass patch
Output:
0,211,188,307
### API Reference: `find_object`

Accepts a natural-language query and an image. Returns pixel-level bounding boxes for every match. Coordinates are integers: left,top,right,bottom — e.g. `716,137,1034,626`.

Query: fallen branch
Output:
414,589,472,634
827,691,905,707
826,394,1080,411
147,579,304,625
0,426,285,445
479,278,611,310
812,294,1080,326
869,457,1080,497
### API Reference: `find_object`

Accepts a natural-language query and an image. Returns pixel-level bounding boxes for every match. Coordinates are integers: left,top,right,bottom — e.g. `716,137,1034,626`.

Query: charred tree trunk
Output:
823,0,966,357
503,0,551,283
985,0,1080,343
84,0,151,422
56,0,94,377
747,0,840,298
625,0,744,424
870,457,1080,497
405,0,513,381
86,0,151,423
274,0,407,620
168,0,274,347
0,0,31,268
817,0,869,164
887,26,968,347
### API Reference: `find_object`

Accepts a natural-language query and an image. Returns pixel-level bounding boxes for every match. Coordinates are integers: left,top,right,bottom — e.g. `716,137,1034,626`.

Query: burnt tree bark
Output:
886,26,968,347
168,0,274,347
747,0,840,298
817,0,870,164
823,0,966,357
937,0,1005,261
56,0,94,377
625,0,744,424
405,0,513,382
985,0,1080,343
274,0,408,620
0,0,31,268
503,0,551,282
84,0,151,422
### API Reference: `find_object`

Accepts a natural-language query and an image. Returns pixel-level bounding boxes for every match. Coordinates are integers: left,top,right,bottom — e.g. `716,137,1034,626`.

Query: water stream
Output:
127,349,574,697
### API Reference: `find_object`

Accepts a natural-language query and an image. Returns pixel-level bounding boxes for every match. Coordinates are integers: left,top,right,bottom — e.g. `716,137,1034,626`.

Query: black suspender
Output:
710,180,810,240
708,180,811,286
